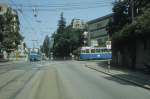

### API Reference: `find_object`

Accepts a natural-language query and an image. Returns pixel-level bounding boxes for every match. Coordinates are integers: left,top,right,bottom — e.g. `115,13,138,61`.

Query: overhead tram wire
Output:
10,0,41,46
10,0,39,37
9,0,113,10
11,4,112,12
8,0,113,32
29,5,111,12
9,1,54,43
10,0,113,7
11,2,112,8
9,0,113,33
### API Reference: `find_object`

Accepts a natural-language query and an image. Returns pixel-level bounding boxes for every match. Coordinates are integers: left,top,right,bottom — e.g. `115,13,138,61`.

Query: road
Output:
0,61,60,99
0,61,150,99
54,61,150,99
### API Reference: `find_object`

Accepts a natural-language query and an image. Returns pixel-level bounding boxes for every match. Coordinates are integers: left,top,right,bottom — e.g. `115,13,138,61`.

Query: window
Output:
101,49,105,53
81,50,85,53
96,49,100,53
85,49,90,53
91,49,95,53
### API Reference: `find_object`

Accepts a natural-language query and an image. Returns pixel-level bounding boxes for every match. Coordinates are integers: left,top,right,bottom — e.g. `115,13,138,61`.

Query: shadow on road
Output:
96,62,150,87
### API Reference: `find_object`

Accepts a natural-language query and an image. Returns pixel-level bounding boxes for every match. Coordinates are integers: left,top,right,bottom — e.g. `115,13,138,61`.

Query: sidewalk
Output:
0,58,26,66
84,61,150,90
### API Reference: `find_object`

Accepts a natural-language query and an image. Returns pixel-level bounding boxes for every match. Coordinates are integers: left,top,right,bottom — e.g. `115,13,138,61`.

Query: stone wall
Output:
112,39,150,70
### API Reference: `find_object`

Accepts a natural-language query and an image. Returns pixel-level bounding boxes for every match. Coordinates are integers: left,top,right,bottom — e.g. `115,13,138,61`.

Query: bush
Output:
112,10,150,41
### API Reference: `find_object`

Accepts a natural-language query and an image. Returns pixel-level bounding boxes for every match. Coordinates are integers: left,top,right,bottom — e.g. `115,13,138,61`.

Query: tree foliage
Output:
57,12,66,34
52,13,84,57
0,8,23,52
107,0,150,41
53,26,84,57
52,12,66,57
108,0,150,69
42,35,50,57
0,15,5,43
113,9,150,41
110,0,131,33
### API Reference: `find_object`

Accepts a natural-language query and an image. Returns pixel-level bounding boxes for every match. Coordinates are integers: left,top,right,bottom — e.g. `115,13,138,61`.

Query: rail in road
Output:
0,62,39,99
0,61,150,99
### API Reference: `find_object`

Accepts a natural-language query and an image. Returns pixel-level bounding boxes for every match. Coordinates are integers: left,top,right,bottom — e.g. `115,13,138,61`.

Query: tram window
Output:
104,49,107,52
108,49,111,52
106,49,109,52
96,49,100,53
86,49,90,53
81,50,85,53
91,49,95,53
101,49,105,53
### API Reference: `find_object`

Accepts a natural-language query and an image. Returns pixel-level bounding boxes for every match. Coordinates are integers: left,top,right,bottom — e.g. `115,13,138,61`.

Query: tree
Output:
108,0,132,35
64,25,84,55
108,0,150,69
52,13,85,58
0,7,23,53
42,35,50,57
53,12,67,57
0,15,5,43
111,0,150,40
108,0,150,37
57,12,66,34
113,9,150,40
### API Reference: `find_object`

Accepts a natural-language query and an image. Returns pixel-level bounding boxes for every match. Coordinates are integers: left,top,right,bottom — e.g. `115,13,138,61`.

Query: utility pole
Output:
88,31,91,46
131,0,134,23
32,40,38,49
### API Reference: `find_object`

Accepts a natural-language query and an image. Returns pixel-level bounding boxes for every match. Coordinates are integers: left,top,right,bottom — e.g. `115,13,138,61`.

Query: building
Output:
72,19,86,29
87,14,113,47
18,41,27,57
0,4,7,15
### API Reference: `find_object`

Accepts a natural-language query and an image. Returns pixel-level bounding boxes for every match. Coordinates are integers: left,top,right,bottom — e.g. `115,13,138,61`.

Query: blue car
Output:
29,52,41,61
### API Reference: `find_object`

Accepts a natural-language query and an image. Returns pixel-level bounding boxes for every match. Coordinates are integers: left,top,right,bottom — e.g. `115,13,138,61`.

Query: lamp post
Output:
131,0,134,23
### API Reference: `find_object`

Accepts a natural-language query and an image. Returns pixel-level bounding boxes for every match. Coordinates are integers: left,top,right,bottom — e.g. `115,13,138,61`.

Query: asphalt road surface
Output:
0,60,150,99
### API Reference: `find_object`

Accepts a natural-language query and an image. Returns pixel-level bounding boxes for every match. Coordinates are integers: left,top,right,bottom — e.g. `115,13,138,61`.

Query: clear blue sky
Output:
1,0,115,48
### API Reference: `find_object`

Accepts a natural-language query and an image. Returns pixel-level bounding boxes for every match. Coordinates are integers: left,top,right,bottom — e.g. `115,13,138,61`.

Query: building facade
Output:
87,14,113,47
72,19,86,29
0,4,7,15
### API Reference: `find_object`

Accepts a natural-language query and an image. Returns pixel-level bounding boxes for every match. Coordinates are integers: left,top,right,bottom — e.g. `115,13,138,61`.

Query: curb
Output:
0,61,23,66
85,65,150,91
79,59,111,62
0,63,12,66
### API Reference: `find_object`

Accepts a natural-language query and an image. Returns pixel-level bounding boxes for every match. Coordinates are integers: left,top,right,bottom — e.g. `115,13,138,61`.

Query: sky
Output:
0,0,115,48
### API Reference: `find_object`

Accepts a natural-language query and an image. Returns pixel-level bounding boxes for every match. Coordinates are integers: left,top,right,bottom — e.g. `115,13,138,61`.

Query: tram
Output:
79,46,112,60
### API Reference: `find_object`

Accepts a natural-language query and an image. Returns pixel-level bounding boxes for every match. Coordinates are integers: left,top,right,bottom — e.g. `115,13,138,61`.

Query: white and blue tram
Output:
79,47,112,60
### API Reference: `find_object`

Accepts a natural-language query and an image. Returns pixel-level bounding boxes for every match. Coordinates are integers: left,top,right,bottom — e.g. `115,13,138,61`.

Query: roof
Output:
87,13,113,24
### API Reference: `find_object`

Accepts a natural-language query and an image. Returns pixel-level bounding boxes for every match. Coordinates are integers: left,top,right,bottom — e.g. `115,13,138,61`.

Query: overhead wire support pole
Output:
131,0,134,23
32,40,38,49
